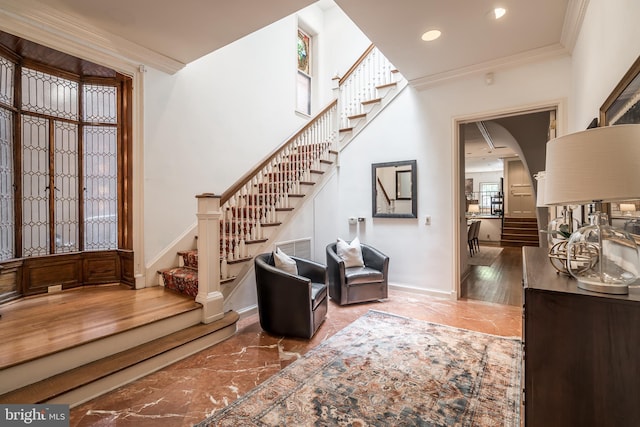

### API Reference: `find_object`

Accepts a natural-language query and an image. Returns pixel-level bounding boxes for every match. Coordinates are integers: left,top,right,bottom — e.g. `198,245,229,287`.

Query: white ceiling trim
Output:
0,0,184,74
560,0,590,52
409,43,570,91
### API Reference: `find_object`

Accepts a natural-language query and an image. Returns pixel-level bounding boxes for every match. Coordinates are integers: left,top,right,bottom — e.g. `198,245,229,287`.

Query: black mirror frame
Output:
372,160,417,218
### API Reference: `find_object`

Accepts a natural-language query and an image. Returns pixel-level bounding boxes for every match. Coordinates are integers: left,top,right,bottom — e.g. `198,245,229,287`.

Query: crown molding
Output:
409,43,570,91
0,0,184,74
561,0,590,52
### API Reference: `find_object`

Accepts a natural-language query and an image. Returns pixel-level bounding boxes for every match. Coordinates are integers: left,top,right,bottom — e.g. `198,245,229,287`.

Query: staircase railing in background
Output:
338,44,398,130
194,101,338,323
192,44,402,324
219,101,338,270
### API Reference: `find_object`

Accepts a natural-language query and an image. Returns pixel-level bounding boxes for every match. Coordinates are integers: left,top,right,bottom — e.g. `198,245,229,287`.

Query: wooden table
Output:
522,246,640,427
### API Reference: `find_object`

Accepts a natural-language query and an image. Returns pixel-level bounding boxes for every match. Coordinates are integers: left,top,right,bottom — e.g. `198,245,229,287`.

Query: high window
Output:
296,28,312,115
0,43,130,262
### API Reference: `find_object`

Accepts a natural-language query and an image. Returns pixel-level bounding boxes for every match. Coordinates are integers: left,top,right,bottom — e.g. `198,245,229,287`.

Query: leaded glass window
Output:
0,54,122,260
0,108,14,260
296,28,312,115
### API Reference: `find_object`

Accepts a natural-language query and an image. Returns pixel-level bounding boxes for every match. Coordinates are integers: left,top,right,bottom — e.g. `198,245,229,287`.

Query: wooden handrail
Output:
339,44,375,86
376,176,392,205
220,99,337,205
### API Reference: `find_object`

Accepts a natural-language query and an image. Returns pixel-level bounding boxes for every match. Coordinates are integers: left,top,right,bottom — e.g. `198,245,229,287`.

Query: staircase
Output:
157,45,407,309
0,45,407,409
501,217,540,247
159,139,339,301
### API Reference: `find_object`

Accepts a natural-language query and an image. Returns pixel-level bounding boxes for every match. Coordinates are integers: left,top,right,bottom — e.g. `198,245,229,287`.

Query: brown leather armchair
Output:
254,253,328,339
326,242,389,305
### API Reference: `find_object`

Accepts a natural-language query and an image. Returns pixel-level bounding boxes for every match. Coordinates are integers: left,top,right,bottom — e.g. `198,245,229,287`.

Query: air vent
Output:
275,238,312,259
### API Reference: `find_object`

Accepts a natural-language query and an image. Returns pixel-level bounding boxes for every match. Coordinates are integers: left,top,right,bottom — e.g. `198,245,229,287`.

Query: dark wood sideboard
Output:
522,246,640,427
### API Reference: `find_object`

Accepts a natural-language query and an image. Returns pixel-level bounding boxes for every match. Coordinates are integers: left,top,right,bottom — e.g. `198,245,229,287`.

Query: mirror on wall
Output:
372,160,417,218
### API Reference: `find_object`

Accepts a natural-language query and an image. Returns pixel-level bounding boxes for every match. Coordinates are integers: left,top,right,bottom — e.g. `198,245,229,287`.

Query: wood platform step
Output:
0,311,239,406
501,217,540,247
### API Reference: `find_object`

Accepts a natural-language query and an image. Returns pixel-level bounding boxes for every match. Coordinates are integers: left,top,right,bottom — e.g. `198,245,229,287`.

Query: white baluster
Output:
220,258,228,279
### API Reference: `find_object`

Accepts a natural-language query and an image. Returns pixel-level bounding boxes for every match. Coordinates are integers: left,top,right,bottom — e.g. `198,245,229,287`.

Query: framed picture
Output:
465,178,473,196
600,55,640,126
600,55,640,226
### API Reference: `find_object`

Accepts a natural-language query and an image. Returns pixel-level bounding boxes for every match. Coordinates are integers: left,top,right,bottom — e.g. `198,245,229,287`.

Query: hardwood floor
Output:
461,245,525,306
0,284,201,370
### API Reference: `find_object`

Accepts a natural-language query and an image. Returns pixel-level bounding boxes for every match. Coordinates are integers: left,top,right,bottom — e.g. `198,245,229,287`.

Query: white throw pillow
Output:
273,247,298,275
336,236,364,268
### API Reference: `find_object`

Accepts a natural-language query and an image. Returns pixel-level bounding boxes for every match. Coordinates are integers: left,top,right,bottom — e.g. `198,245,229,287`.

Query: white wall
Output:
143,4,368,265
150,0,640,305
308,56,572,298
570,0,640,131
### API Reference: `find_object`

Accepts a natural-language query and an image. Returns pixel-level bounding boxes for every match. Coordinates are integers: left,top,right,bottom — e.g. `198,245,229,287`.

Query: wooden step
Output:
0,286,204,396
0,311,239,406
501,233,539,241
503,227,540,235
362,97,382,106
159,267,198,297
500,240,540,248
348,112,367,121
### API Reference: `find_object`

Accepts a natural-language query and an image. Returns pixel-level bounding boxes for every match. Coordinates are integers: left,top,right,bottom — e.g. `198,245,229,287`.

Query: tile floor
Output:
69,289,522,426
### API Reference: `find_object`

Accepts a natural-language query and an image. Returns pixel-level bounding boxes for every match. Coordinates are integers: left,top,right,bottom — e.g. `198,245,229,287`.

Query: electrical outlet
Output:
425,216,431,225
48,284,62,293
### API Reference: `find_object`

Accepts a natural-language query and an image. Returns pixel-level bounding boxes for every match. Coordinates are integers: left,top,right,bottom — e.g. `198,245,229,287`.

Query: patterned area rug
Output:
196,310,522,426
468,246,504,266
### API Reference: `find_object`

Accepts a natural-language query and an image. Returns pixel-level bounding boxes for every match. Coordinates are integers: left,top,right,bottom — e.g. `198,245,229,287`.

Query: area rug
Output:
468,246,504,266
196,310,521,426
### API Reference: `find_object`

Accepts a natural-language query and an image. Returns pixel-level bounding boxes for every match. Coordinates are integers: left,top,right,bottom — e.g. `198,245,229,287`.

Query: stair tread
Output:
362,97,382,106
0,311,239,404
160,266,197,275
376,82,397,90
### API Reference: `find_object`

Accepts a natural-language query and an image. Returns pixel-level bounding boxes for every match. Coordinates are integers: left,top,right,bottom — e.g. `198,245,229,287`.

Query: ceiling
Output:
3,0,582,173
463,121,517,174
334,0,582,88
7,0,585,84
4,0,316,66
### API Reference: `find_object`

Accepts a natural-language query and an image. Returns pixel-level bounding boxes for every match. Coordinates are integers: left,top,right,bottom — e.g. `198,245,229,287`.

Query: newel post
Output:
195,193,224,323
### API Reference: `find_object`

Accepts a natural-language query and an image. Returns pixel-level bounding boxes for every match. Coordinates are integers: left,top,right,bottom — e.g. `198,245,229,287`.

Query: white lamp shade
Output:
620,203,636,212
468,204,480,213
535,171,546,207
545,124,640,205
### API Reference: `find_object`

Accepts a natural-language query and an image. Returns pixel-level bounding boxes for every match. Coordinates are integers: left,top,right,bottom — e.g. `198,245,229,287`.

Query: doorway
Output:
457,106,558,305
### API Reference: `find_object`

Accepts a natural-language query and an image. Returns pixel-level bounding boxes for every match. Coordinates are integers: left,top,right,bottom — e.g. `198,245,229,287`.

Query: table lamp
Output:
545,124,640,294
537,170,579,274
468,204,480,217
620,203,636,216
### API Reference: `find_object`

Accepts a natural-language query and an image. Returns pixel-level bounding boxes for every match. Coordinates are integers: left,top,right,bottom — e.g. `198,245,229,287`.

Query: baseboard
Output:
388,283,456,300
236,304,258,320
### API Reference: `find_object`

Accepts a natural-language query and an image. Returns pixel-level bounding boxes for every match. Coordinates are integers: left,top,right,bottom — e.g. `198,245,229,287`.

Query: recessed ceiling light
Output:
421,29,441,42
493,7,507,19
